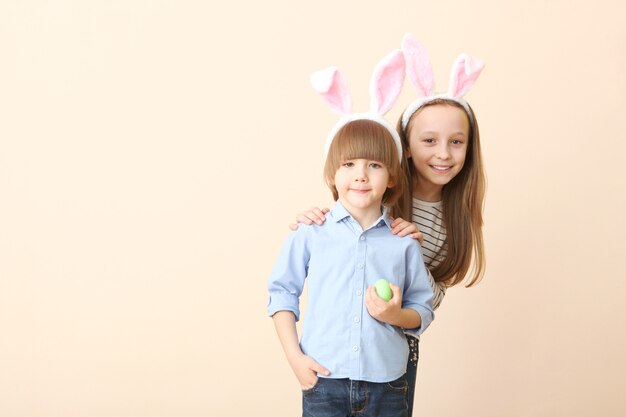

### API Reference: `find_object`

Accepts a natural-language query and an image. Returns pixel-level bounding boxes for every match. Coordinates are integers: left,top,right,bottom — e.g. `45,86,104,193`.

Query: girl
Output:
292,34,486,417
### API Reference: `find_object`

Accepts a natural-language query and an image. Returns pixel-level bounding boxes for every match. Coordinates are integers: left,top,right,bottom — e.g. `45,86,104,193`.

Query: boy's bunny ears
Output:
400,33,485,130
311,49,405,162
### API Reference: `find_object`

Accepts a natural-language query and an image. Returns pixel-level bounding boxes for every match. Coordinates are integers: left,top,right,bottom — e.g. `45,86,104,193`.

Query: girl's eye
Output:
423,138,435,144
451,139,464,145
369,163,382,169
342,162,354,167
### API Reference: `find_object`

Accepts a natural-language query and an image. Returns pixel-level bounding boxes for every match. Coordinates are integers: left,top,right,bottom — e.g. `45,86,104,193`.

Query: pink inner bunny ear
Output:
401,33,435,97
369,49,406,115
310,67,352,115
448,54,485,98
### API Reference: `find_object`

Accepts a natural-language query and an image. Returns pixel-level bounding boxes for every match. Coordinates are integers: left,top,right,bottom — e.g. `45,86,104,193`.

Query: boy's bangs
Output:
333,123,395,167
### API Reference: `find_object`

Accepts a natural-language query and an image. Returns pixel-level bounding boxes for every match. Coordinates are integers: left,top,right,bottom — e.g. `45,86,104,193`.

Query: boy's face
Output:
331,158,392,214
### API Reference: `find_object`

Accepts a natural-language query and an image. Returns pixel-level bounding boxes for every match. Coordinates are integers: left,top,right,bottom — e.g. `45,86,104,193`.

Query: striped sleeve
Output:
426,269,446,310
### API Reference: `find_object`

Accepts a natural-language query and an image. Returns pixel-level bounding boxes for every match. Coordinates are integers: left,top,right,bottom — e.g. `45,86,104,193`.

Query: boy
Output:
267,119,434,417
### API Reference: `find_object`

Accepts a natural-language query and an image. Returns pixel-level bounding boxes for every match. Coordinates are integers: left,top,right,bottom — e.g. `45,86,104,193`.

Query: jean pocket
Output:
302,377,320,394
385,374,408,392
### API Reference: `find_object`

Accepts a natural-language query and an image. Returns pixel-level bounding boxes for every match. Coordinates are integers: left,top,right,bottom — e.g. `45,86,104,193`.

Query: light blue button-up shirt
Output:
267,202,434,383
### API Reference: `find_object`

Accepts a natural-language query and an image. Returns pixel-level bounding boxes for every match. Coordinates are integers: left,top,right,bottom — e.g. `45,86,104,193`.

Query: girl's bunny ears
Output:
311,49,406,162
400,33,485,130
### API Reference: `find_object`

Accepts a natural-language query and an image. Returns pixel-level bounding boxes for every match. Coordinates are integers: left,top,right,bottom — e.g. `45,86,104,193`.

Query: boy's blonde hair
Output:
324,119,405,208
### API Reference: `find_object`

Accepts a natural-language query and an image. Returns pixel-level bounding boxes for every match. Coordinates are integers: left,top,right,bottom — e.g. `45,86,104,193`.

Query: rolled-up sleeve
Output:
267,227,311,321
401,242,435,337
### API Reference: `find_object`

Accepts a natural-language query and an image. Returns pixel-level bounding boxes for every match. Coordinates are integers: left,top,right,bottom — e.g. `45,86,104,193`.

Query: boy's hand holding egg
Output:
365,278,403,326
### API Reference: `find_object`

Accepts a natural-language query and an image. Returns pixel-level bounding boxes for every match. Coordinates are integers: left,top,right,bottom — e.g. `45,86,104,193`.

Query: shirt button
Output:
356,289,362,296
357,263,363,269
353,316,360,323
360,236,366,241
353,346,359,352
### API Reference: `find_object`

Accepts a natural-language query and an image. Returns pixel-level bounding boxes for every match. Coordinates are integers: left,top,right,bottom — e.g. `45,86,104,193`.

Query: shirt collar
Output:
328,201,393,229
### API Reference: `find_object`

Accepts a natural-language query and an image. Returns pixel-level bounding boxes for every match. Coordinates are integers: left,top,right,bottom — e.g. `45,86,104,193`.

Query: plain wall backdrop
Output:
1,1,625,416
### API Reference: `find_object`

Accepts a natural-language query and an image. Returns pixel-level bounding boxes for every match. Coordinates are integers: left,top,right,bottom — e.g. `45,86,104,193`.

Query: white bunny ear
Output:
310,67,352,115
447,53,485,98
369,49,405,115
401,33,434,98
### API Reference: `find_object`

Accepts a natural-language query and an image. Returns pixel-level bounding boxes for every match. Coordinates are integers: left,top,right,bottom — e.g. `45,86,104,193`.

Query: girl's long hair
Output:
393,99,486,287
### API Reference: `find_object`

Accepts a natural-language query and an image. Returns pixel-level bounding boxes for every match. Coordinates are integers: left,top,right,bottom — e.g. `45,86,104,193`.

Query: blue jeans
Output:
302,375,408,417
405,335,419,417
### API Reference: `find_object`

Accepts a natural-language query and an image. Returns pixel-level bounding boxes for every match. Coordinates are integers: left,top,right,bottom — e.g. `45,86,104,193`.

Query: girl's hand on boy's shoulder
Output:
289,206,330,231
365,284,403,325
390,217,424,244
391,217,424,245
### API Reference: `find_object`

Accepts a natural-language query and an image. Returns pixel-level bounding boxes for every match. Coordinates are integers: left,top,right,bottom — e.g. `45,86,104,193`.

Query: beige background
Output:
1,1,625,416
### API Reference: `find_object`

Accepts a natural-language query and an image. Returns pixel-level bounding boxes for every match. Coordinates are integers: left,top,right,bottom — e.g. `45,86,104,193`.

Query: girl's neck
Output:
412,181,443,202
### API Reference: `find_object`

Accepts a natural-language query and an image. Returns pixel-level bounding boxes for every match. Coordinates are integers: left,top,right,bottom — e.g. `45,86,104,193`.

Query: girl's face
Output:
406,104,469,201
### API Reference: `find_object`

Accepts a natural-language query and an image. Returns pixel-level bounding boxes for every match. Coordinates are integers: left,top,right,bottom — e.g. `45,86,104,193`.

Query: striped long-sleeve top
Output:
409,198,447,337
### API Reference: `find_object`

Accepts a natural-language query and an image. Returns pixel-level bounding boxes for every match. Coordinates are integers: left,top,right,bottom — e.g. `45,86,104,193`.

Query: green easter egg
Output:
374,279,392,302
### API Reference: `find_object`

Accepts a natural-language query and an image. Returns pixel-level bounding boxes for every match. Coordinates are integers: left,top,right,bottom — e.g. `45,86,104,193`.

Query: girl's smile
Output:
430,165,454,173
406,104,469,201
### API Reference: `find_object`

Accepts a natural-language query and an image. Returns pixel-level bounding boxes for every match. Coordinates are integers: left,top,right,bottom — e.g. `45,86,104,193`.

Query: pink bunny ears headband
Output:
400,33,485,131
310,49,406,162
310,35,485,158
